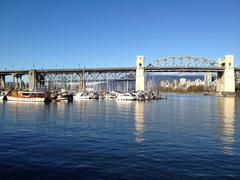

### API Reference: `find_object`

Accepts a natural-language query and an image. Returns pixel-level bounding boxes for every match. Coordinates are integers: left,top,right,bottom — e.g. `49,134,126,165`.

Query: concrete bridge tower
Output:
217,55,235,94
135,55,145,91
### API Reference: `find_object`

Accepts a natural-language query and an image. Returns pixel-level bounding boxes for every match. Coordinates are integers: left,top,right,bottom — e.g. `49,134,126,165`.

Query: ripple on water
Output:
0,96,240,178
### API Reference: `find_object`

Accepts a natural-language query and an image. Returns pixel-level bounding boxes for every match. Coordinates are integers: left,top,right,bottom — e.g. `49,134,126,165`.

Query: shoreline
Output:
160,91,239,97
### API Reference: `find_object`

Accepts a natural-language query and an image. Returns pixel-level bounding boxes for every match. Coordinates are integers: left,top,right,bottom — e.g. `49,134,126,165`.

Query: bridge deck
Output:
0,67,136,75
1,66,240,75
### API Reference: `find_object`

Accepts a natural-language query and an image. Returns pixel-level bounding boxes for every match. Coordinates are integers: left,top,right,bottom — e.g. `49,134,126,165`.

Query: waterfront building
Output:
204,73,213,87
179,78,187,87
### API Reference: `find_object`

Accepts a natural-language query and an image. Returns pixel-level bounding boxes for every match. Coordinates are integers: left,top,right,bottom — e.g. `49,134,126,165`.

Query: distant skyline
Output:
0,0,240,69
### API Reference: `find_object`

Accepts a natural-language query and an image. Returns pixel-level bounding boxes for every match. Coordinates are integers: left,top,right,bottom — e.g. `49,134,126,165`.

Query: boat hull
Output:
74,93,90,100
116,97,136,100
116,96,136,100
7,96,46,102
74,96,90,100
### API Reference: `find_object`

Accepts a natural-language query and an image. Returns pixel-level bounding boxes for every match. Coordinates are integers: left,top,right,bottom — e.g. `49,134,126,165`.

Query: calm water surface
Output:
0,95,240,179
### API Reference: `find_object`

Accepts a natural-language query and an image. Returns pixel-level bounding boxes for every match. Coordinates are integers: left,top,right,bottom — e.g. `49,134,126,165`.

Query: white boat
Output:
55,95,69,102
116,93,136,101
105,93,117,99
55,90,73,102
74,92,90,100
133,91,146,100
89,92,99,99
7,91,50,102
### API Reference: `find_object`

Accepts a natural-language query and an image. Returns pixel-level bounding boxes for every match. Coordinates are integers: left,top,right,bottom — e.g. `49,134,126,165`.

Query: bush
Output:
186,85,204,92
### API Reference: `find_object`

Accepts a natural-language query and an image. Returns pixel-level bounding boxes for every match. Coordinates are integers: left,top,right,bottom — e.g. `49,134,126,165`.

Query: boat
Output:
7,90,51,102
105,92,117,99
116,93,136,101
50,90,58,100
55,90,73,102
55,94,69,102
74,92,90,100
133,91,146,101
89,92,99,99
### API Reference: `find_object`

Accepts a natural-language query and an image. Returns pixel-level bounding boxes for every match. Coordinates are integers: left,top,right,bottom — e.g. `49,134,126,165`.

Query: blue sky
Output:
0,0,240,69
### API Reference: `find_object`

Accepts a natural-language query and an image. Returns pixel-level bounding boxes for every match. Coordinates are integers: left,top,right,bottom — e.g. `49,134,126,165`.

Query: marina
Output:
0,89,167,103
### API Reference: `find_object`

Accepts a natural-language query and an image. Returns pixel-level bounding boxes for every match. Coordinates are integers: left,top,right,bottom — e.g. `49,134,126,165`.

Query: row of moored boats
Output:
0,90,160,103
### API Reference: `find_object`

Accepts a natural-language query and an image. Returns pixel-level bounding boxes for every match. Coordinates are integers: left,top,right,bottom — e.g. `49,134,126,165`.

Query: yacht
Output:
55,94,69,102
89,92,99,99
55,90,73,102
7,90,51,102
116,93,136,101
133,91,146,101
105,92,117,99
74,92,90,100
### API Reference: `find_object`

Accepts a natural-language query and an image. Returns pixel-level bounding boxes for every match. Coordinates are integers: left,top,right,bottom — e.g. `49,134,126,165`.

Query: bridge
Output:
0,55,239,95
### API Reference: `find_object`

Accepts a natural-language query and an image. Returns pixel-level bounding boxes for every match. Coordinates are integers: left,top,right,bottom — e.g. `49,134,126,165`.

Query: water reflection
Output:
217,97,235,155
5,101,46,121
135,101,145,144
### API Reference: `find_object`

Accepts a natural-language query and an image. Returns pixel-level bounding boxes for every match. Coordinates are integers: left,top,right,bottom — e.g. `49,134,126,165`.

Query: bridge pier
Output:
29,70,37,91
0,75,5,89
135,56,145,91
15,74,23,89
79,76,86,92
38,74,45,88
217,55,235,95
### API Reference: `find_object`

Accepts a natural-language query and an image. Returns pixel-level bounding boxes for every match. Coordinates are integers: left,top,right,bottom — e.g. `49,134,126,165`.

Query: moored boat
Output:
55,95,69,102
116,93,136,101
89,92,99,99
7,91,51,102
74,92,90,100
55,90,73,102
105,92,117,99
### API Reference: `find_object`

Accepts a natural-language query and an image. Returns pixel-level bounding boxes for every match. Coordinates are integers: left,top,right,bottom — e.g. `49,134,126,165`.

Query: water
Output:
0,95,240,179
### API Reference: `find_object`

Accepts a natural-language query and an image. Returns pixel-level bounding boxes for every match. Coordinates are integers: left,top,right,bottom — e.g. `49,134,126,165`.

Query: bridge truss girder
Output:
37,71,136,89
148,56,221,68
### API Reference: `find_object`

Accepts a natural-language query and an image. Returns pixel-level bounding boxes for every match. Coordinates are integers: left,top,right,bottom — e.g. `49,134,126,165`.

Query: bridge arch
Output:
147,56,221,68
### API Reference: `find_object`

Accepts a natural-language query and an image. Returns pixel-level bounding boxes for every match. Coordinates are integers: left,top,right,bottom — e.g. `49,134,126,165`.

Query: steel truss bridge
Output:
0,56,240,89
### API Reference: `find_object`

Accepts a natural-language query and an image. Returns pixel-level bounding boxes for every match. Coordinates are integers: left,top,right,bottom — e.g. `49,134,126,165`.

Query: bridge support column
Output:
38,74,45,88
135,55,145,92
0,75,5,89
79,78,86,92
16,74,23,89
217,55,235,95
29,70,37,91
13,74,17,89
